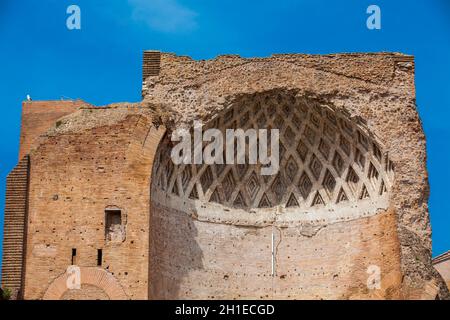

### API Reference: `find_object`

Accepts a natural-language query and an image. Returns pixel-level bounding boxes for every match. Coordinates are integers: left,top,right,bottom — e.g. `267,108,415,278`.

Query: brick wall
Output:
142,51,161,80
142,51,161,97
2,100,83,299
61,284,109,300
150,203,403,299
23,108,163,299
19,100,87,160
433,254,450,290
1,155,30,299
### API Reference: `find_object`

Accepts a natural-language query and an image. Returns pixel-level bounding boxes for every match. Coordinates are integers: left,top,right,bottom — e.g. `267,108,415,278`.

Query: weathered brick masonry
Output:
1,51,449,299
23,106,163,299
1,156,30,299
19,100,87,160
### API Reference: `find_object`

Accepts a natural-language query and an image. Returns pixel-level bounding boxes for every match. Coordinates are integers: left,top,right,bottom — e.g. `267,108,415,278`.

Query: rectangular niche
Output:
105,208,126,242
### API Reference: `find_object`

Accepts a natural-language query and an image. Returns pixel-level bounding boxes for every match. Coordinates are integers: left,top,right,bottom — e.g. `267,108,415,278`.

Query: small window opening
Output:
105,208,125,242
97,249,103,266
71,248,77,265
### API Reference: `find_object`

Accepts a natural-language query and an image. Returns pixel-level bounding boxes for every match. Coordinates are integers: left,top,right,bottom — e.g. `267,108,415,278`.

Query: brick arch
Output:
43,267,128,300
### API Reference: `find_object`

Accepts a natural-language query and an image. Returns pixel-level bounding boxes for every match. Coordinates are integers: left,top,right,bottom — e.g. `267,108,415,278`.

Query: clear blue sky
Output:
0,0,449,273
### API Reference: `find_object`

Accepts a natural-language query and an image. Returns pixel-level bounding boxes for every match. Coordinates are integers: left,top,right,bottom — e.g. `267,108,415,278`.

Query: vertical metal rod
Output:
271,229,275,276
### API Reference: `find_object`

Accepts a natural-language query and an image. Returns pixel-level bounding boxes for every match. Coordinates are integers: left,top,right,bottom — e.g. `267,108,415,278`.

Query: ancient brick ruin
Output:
1,51,448,299
433,251,450,290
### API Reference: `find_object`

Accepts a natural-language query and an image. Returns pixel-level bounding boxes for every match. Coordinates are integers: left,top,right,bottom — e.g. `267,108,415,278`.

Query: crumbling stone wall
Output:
144,52,449,299
149,91,404,299
151,203,402,299
3,51,448,300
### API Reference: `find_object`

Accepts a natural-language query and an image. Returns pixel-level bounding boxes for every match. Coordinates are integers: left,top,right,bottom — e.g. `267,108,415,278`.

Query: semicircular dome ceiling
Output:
152,92,394,221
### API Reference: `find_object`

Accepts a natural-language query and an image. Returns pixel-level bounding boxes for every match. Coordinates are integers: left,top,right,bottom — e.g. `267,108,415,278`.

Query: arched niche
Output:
43,267,127,300
148,90,395,299
151,91,394,225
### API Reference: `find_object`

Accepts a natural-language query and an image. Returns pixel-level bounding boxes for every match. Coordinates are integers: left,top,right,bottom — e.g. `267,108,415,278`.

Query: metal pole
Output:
271,229,275,276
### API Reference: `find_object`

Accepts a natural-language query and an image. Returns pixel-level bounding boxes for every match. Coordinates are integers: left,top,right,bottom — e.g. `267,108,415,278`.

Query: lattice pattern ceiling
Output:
152,93,394,211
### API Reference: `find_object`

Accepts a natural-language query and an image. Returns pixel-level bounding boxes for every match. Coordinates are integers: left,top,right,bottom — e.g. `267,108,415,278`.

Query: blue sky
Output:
0,0,449,273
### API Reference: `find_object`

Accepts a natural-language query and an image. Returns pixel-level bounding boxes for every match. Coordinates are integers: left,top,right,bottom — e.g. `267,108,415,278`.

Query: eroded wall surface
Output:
150,203,402,299
2,51,448,300
150,92,403,299
144,51,449,299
